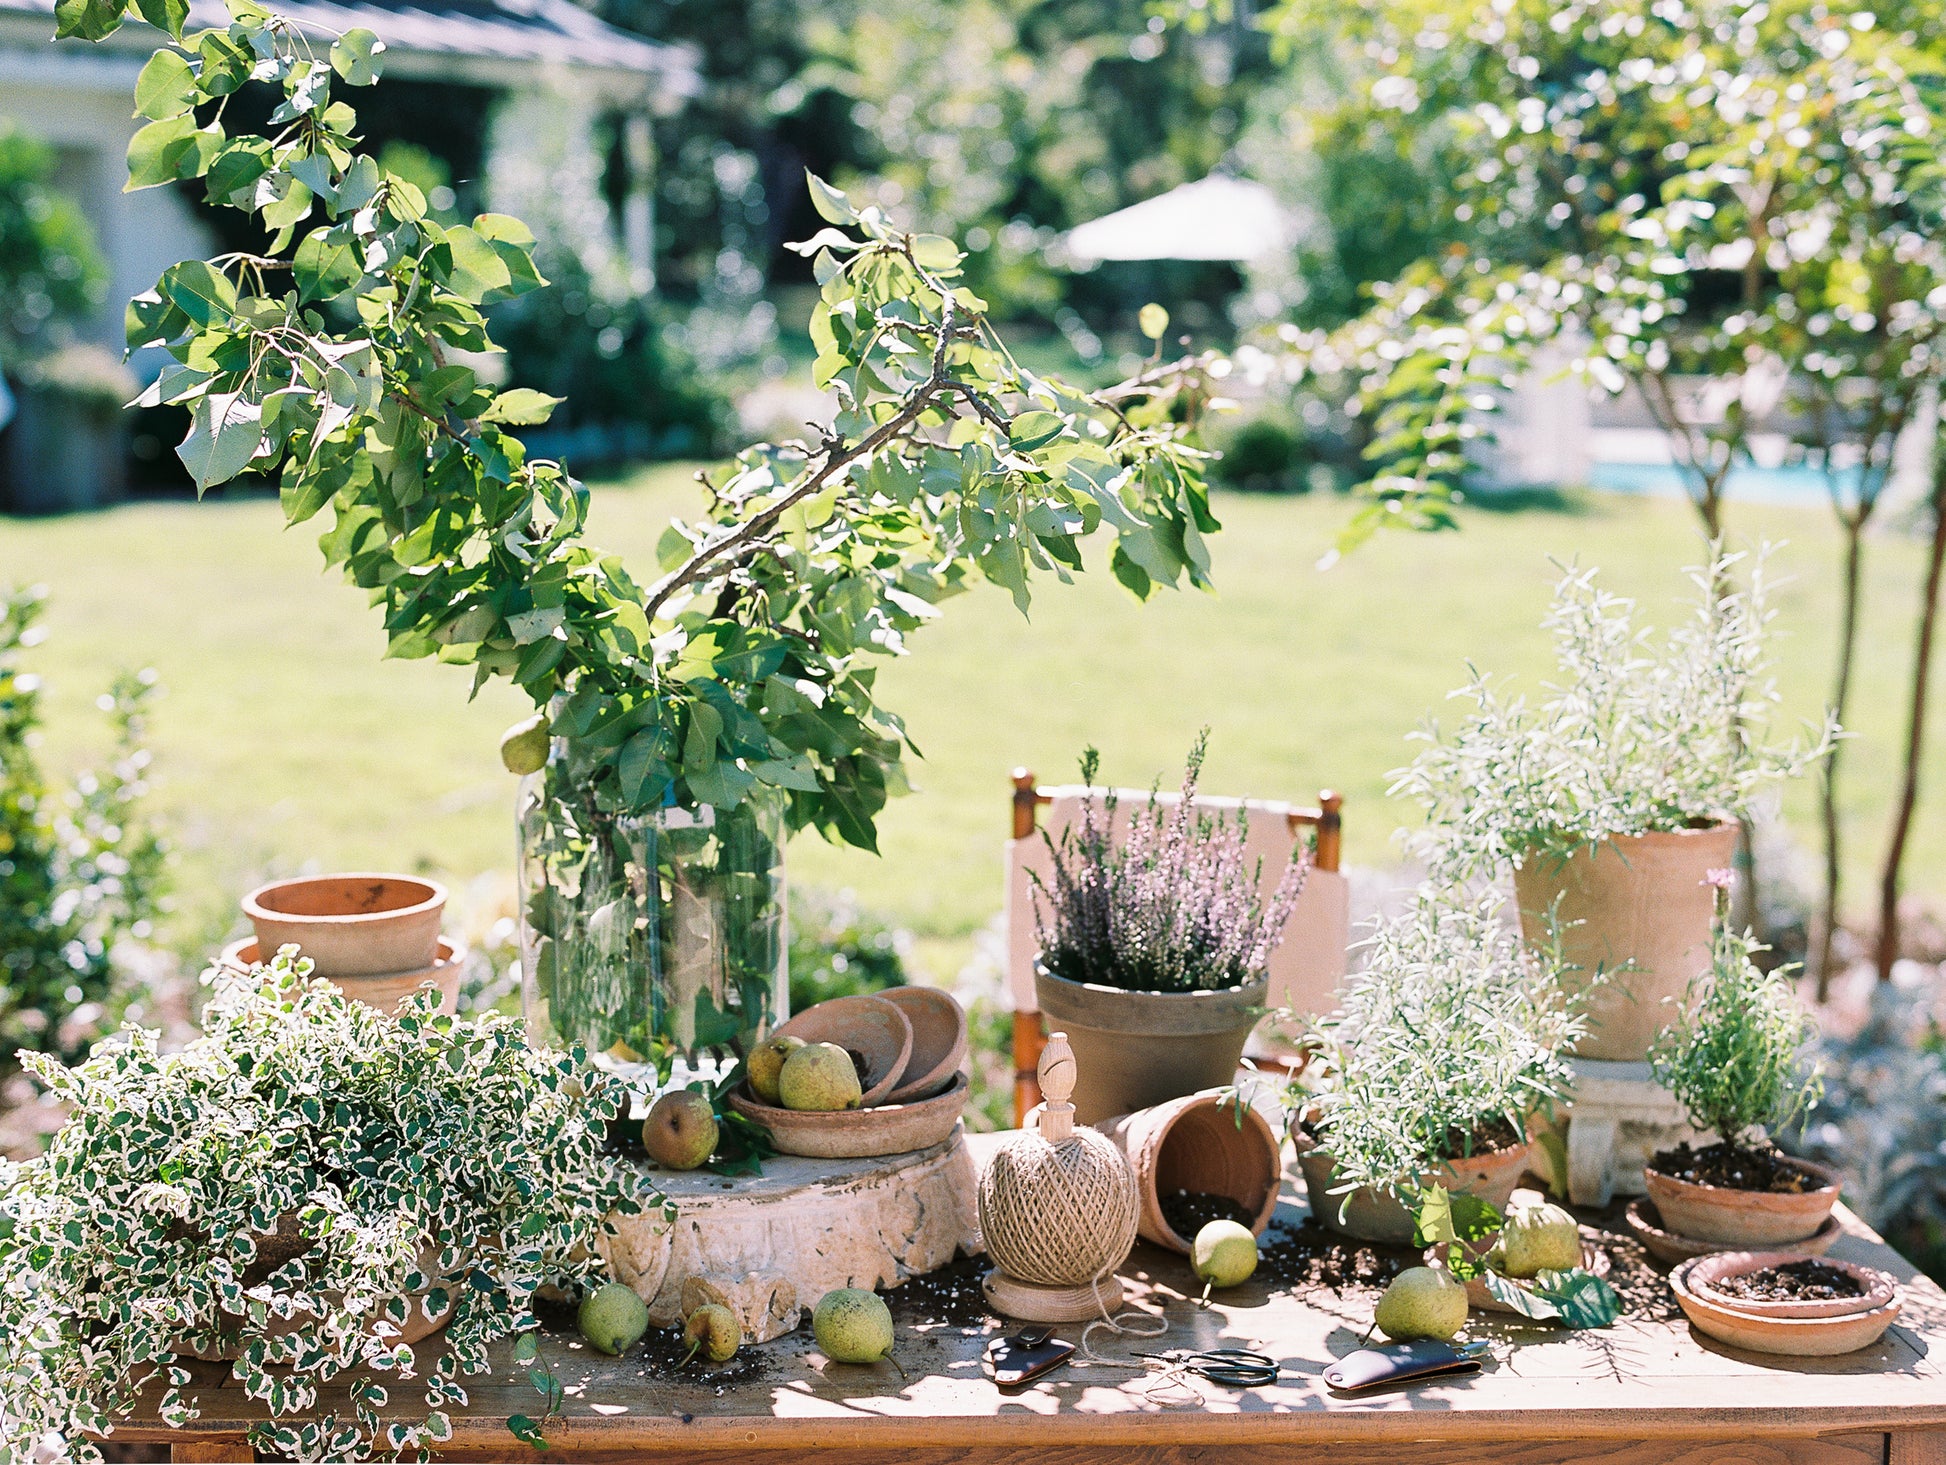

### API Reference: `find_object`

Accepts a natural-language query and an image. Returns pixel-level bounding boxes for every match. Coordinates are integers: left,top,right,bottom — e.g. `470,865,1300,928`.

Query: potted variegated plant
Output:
0,951,657,1462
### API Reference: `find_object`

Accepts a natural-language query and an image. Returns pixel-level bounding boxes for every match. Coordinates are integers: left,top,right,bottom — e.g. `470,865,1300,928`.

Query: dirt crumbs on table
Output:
1649,1141,1823,1193
1256,1219,1413,1293
1711,1259,1864,1303
1592,1232,1682,1322
633,1324,774,1385
1160,1189,1257,1237
894,1249,992,1329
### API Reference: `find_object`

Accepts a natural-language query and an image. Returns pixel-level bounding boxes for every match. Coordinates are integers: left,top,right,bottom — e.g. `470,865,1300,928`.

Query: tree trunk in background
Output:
1816,521,1867,1000
1877,467,1946,982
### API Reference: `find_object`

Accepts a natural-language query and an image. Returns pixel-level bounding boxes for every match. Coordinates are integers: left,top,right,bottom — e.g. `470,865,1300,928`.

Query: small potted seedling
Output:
1292,886,1582,1246
1644,872,1836,1247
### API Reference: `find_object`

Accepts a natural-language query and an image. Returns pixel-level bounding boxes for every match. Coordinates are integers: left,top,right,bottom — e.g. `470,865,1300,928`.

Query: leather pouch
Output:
984,1334,1075,1387
1322,1339,1484,1393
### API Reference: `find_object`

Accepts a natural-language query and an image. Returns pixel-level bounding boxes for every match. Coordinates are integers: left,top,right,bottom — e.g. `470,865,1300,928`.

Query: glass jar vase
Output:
516,761,787,1091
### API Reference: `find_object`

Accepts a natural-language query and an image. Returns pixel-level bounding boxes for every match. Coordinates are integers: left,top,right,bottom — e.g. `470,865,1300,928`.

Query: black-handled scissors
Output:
1134,1347,1280,1386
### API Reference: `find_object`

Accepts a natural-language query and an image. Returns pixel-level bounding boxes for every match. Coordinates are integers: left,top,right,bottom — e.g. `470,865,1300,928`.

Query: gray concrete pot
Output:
1033,961,1265,1126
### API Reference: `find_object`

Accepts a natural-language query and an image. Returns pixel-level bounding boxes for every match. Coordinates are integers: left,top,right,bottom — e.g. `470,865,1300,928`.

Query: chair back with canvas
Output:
1003,770,1350,1125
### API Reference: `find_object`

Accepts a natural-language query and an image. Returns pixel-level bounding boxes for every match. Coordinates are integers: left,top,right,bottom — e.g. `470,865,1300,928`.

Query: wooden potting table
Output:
103,1132,1946,1465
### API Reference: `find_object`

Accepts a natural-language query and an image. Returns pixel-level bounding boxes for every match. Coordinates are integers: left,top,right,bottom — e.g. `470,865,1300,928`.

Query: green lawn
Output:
3,473,1942,982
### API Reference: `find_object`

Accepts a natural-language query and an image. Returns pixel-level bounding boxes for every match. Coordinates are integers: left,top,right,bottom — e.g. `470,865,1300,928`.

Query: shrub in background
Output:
787,885,911,1013
0,585,165,1072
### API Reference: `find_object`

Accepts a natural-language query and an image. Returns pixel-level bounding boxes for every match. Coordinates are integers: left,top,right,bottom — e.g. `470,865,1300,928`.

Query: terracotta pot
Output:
1033,962,1265,1126
727,1072,969,1159
1643,1155,1841,1247
1512,823,1739,1061
222,937,464,1017
1293,1127,1534,1247
1624,1197,1842,1267
1670,1256,1901,1356
1101,1090,1282,1254
1687,1251,1896,1320
243,874,446,977
879,986,970,1104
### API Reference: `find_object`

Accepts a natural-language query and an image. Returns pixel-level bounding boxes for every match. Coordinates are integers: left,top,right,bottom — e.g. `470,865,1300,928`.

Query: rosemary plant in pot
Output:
1293,886,1582,1246
58,0,1226,1096
1645,874,1836,1246
1393,552,1835,1061
1031,737,1309,1124
0,951,657,1463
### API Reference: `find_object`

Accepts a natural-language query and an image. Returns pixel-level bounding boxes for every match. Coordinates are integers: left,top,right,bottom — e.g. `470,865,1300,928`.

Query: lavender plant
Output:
1031,734,1309,995
1391,549,1837,883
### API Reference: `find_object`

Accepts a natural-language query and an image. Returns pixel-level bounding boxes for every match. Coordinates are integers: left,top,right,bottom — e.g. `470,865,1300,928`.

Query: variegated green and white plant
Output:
0,950,658,1463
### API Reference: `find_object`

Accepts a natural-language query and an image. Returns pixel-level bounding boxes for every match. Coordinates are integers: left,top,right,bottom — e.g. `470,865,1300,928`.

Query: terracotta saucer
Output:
1670,1256,1902,1356
878,986,968,1103
1625,1198,1842,1267
1687,1250,1897,1320
773,994,913,1106
221,936,463,1016
728,1073,969,1159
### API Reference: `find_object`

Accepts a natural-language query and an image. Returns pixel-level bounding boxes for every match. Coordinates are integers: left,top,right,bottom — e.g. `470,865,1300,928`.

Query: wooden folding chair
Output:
1003,770,1350,1126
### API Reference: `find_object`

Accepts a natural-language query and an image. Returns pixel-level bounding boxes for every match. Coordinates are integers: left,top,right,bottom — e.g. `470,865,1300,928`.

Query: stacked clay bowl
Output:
728,989,970,1159
1670,1251,1902,1356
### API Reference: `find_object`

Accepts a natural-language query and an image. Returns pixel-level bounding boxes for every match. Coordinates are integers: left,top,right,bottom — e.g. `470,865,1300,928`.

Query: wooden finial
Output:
1038,1032,1076,1141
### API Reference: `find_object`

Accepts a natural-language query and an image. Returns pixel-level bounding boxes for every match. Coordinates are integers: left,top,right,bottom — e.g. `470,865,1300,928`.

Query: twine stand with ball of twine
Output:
978,1032,1143,1322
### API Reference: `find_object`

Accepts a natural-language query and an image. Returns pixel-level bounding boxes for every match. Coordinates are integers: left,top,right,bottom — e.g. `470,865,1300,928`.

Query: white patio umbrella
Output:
1061,174,1291,265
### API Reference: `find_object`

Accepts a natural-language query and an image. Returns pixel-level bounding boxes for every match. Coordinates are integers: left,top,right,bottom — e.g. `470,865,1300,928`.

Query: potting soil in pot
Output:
1710,1259,1864,1304
1160,1189,1257,1237
1650,1141,1823,1193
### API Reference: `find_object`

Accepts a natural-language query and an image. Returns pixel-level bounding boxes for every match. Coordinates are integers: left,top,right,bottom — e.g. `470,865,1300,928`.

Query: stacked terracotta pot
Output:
225,873,462,1016
1668,1251,1902,1356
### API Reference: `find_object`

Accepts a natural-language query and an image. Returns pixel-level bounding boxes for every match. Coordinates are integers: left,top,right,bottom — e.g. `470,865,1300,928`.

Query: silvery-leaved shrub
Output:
0,950,659,1463
1302,885,1583,1199
1031,733,1310,994
1391,549,1837,882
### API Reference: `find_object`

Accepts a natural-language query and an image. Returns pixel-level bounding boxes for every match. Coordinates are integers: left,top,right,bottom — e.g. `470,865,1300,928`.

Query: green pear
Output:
1374,1266,1468,1342
813,1287,896,1367
499,712,550,775
681,1303,742,1364
577,1281,649,1356
1498,1201,1582,1277
642,1091,718,1170
747,1033,807,1104
1192,1220,1259,1292
779,1041,863,1111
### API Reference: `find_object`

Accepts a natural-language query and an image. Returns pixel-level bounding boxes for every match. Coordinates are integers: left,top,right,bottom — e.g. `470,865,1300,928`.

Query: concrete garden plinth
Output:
598,1129,980,1342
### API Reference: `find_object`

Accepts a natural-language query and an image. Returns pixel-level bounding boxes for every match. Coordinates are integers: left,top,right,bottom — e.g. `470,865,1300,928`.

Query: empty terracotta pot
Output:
222,936,464,1017
879,986,969,1103
243,874,446,977
1033,962,1267,1125
1293,1128,1534,1247
1101,1089,1282,1254
1513,823,1738,1061
1643,1155,1841,1247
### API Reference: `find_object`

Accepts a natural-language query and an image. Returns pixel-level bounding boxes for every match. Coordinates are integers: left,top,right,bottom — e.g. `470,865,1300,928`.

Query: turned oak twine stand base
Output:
104,1130,1946,1465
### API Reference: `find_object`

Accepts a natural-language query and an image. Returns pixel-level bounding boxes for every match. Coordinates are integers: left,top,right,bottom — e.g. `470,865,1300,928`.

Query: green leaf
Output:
1532,1268,1623,1330
1007,410,1067,453
159,259,236,326
481,389,563,426
329,27,385,85
178,392,263,492
294,226,361,301
125,113,198,191
910,234,961,271
805,171,858,226
443,224,513,299
55,0,122,38
132,0,189,37
134,50,197,121
507,1415,548,1449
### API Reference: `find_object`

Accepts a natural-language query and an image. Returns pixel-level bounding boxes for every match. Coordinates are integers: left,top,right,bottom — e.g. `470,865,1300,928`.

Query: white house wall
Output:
0,46,214,367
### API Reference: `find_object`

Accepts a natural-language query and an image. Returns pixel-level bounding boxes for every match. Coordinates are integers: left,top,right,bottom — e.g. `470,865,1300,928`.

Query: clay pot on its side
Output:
1034,962,1265,1126
1101,1090,1283,1254
1292,1127,1534,1247
1643,1155,1842,1247
244,873,446,977
1512,823,1738,1061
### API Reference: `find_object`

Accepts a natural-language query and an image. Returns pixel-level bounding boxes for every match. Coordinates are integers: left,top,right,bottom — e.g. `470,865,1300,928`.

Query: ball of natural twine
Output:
978,1125,1140,1288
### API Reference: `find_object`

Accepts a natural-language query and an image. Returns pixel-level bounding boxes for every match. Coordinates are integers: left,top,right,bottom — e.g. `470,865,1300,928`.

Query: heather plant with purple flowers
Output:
1031,734,1311,994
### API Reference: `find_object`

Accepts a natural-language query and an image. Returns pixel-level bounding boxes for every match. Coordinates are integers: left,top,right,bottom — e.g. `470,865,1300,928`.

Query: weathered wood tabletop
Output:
103,1131,1946,1465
